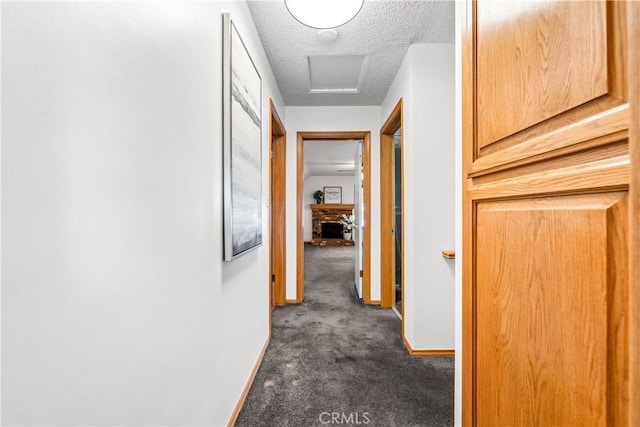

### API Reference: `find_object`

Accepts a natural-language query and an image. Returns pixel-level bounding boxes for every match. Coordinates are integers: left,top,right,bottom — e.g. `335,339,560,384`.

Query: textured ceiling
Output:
304,140,360,177
247,0,455,106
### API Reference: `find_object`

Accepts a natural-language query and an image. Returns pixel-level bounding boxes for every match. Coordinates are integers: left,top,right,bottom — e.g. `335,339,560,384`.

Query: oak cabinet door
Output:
462,1,637,425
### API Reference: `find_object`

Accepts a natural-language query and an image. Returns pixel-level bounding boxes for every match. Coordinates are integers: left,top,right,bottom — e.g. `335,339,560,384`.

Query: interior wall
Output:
303,175,356,242
285,106,381,302
1,2,284,426
381,44,455,350
454,2,463,424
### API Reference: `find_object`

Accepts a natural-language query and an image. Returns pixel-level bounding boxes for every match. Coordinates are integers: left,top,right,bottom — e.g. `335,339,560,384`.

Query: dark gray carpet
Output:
235,246,454,426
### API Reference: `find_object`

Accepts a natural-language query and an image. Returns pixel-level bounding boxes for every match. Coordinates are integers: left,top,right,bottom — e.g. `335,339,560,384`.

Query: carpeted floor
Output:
235,245,454,426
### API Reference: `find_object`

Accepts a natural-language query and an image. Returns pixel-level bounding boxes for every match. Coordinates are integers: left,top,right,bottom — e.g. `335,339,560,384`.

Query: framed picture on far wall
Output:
222,13,263,261
323,186,342,204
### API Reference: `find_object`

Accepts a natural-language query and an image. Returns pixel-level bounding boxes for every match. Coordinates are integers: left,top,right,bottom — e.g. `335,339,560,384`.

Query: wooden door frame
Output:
269,100,286,307
296,131,372,303
380,99,404,312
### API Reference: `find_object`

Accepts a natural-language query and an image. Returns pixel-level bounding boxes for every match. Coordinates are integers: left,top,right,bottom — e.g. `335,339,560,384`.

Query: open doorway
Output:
380,100,404,319
393,128,403,314
296,132,372,304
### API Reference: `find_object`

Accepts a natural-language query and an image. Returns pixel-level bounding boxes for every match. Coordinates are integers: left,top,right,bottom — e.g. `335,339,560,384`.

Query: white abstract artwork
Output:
223,14,262,261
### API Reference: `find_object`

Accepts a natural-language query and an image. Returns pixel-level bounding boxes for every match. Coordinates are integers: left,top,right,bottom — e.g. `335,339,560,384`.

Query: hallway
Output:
5,2,635,425
236,246,454,426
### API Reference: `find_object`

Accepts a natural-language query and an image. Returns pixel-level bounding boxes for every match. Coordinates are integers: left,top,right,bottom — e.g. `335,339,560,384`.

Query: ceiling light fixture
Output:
285,0,364,29
317,29,339,43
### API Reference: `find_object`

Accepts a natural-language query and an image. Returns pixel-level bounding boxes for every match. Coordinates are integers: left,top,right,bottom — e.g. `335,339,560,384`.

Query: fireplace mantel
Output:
310,204,355,246
310,204,354,211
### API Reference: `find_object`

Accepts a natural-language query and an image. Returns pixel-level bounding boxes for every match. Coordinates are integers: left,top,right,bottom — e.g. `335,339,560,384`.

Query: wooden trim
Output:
402,335,454,357
461,1,475,425
368,299,381,305
226,337,270,427
362,132,372,304
381,99,403,132
269,100,286,307
296,131,372,304
380,131,394,307
380,99,404,312
269,102,274,312
399,105,405,327
628,2,639,425
412,349,455,357
296,134,304,303
285,299,300,304
310,203,354,210
441,250,456,259
298,131,371,140
270,99,285,136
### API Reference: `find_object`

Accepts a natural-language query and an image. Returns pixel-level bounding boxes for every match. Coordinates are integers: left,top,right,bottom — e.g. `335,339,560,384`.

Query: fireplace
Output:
321,222,343,239
310,203,355,246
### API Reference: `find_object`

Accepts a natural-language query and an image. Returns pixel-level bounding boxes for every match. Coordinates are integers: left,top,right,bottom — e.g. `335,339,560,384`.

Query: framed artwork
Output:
223,14,263,261
323,186,342,204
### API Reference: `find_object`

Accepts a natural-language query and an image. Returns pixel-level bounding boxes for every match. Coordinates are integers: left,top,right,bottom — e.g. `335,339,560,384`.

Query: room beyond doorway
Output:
296,131,372,304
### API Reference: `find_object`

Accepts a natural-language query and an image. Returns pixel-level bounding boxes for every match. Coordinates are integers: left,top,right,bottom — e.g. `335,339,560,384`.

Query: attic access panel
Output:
307,55,367,94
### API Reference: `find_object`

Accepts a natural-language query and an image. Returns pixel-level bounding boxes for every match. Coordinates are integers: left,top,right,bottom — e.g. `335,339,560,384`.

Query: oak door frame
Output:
380,99,404,315
269,100,286,307
296,131,372,303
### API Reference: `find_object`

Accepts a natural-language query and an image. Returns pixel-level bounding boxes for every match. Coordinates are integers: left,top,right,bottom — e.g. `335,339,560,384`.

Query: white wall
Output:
1,2,284,426
381,44,455,350
303,175,355,241
285,106,381,301
454,2,464,424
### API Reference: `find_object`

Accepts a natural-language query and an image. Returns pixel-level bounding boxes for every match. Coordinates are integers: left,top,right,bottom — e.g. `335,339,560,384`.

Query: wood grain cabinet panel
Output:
473,0,628,174
462,0,637,425
475,193,627,426
477,0,608,147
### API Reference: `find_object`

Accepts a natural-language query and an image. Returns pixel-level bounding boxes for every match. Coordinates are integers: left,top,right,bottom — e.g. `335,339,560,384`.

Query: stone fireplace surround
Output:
310,204,355,246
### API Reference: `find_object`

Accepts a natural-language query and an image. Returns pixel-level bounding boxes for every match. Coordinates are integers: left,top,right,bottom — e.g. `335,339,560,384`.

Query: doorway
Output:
296,132,372,303
393,128,403,313
380,99,403,316
269,100,286,307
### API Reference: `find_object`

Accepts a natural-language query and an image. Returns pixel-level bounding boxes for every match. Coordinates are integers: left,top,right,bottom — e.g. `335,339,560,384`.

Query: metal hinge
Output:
359,270,363,278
